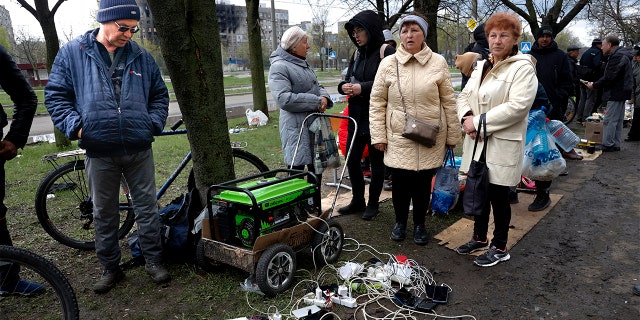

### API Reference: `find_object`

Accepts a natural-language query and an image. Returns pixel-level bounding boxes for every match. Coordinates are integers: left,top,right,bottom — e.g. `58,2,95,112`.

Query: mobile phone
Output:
426,284,449,304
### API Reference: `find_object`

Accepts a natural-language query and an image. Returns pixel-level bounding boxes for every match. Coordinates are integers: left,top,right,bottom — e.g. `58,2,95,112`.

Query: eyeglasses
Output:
352,28,366,36
114,21,139,34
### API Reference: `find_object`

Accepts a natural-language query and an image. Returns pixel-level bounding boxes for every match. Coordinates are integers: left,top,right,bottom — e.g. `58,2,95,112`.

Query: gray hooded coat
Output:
268,46,333,166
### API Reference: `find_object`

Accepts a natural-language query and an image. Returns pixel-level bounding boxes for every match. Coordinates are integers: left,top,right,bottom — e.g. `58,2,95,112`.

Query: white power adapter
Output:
271,313,282,320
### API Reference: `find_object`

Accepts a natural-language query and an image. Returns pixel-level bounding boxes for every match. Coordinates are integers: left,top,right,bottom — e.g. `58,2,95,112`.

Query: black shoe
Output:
390,223,406,241
413,225,429,245
508,189,519,204
337,202,366,215
93,268,125,294
456,238,489,254
145,263,171,284
528,192,551,212
473,246,511,267
383,180,392,191
361,205,380,220
625,137,640,142
601,145,621,152
633,284,640,296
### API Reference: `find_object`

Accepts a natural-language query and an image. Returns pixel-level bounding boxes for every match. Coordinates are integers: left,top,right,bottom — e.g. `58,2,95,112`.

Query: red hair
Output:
485,12,521,39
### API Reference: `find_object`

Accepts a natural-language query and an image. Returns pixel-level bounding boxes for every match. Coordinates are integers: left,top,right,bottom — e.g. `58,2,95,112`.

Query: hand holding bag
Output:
463,114,489,216
396,59,440,147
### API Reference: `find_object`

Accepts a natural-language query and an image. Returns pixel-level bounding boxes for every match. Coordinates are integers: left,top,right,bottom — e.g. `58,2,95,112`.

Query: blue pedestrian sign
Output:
520,42,532,53
329,51,336,59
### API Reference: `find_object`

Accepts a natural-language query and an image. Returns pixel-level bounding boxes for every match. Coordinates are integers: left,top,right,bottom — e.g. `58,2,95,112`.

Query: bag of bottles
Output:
546,119,580,152
522,131,566,181
431,149,459,214
309,116,340,175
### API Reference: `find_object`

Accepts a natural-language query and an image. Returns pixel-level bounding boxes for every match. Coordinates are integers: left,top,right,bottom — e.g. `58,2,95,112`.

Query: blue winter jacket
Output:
45,29,169,157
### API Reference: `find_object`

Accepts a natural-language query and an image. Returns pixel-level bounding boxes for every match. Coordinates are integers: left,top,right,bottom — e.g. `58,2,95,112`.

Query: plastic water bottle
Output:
527,108,547,145
546,119,580,152
531,132,548,161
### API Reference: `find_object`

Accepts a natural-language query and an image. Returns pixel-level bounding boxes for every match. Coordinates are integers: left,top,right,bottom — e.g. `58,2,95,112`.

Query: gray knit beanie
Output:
97,0,141,23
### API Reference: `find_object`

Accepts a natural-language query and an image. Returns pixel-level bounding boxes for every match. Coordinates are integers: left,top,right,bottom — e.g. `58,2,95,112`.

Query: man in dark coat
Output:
0,44,43,296
528,26,579,212
586,35,633,152
577,39,604,123
567,44,582,115
337,10,395,220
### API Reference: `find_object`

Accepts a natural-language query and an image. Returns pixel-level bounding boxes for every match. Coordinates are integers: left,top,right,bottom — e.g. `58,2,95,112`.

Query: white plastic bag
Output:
522,132,566,181
245,108,269,126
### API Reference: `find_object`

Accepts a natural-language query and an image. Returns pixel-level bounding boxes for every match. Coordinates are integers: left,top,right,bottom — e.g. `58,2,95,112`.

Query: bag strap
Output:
108,48,125,78
395,58,442,125
379,43,388,59
442,148,456,167
471,113,488,161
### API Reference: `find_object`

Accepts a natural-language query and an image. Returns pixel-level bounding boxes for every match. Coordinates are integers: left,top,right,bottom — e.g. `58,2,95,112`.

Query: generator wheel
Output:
196,239,220,273
311,219,344,265
255,243,296,296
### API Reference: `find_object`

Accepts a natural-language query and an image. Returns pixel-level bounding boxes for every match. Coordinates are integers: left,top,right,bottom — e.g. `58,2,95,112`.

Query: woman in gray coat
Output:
268,26,333,176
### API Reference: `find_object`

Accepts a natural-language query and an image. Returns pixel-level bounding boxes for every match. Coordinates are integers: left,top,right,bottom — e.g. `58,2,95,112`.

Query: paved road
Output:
26,76,462,143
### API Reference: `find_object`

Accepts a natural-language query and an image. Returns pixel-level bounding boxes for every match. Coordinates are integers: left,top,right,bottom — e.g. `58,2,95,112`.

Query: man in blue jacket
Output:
45,0,170,294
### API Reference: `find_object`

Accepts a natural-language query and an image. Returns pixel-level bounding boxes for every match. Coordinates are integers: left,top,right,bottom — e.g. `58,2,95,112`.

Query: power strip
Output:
292,305,321,319
330,295,358,308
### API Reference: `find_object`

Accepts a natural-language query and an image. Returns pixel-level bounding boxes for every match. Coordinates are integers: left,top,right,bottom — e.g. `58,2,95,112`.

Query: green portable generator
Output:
209,170,320,247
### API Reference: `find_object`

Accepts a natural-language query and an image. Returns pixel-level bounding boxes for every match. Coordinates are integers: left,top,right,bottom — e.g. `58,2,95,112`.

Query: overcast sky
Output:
4,0,590,46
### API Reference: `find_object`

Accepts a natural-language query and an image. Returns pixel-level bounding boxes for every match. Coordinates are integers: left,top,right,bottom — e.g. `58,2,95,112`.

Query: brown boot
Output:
561,149,583,160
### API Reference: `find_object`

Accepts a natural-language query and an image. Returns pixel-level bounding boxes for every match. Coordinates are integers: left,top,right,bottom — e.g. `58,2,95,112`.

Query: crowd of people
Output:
2,2,639,301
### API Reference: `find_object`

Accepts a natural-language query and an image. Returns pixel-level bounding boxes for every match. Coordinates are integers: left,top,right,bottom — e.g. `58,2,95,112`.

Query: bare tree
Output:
498,0,589,37
14,29,47,86
15,0,71,147
583,0,640,45
147,0,235,201
308,1,331,71
245,0,269,117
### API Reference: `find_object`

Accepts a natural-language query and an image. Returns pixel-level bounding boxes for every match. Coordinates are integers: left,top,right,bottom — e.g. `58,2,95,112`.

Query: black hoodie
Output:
338,10,395,135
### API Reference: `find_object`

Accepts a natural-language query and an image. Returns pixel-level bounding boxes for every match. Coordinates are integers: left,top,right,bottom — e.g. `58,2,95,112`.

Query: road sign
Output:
467,19,477,32
520,41,532,53
329,51,336,59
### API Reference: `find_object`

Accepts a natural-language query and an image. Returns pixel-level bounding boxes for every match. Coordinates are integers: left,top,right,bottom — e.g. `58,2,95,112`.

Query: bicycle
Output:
563,96,577,125
0,245,79,319
34,119,269,250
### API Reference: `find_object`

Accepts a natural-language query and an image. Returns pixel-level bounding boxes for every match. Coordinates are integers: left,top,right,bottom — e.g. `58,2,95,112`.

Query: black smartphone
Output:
426,284,449,304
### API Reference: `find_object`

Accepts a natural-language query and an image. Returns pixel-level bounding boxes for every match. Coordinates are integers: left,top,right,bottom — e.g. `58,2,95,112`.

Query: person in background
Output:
567,44,582,114
586,35,633,152
337,10,395,220
460,23,490,90
269,26,333,177
456,12,537,267
528,25,580,212
370,12,460,245
383,29,397,48
45,0,170,294
577,39,604,124
0,44,44,296
625,46,640,142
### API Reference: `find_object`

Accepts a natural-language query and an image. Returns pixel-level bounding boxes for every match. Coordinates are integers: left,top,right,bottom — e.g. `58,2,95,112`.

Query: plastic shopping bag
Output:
309,116,340,175
522,131,566,181
431,149,459,214
245,108,269,126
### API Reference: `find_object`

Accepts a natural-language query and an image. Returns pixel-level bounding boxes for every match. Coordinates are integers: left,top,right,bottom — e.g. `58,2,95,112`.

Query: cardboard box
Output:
585,122,603,144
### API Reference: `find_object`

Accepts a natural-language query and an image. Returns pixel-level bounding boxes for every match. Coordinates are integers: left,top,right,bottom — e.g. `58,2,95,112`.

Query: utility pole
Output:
271,0,277,51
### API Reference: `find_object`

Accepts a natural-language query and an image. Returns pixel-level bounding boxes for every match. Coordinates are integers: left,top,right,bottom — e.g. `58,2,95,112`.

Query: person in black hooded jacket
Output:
460,23,490,90
337,10,395,220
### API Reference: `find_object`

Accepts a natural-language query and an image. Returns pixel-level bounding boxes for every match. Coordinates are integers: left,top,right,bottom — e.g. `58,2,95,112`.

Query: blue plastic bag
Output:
431,149,459,214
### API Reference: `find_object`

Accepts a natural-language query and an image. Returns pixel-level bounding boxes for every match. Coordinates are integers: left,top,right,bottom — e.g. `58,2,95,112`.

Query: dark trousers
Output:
472,184,511,250
628,106,640,139
391,167,435,226
291,164,322,187
0,159,20,285
345,132,384,207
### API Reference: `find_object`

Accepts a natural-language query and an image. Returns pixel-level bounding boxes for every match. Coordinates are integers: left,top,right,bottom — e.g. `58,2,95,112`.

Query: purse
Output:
463,113,489,216
396,59,441,147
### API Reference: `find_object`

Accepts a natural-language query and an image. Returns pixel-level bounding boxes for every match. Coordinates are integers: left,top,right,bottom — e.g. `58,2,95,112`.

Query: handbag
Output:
396,59,441,147
463,113,489,216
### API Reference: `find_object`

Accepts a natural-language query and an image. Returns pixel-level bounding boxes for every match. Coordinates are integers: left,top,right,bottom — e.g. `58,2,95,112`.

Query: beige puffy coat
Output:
457,53,537,186
370,44,461,171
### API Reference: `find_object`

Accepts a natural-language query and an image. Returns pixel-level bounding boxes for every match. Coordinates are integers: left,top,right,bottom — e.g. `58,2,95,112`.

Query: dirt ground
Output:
10,123,640,319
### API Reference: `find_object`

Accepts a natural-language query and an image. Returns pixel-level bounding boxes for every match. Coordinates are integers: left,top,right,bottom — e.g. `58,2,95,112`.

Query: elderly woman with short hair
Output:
369,13,461,245
268,26,333,176
456,12,537,267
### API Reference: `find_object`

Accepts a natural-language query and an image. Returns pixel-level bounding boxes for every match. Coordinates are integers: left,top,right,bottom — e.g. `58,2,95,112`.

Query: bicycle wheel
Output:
35,160,135,251
0,245,79,319
563,97,576,125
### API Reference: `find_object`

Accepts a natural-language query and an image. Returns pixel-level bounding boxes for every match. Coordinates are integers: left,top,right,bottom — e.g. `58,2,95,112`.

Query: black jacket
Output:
530,41,574,120
579,45,604,81
594,46,633,101
338,10,395,135
0,45,36,149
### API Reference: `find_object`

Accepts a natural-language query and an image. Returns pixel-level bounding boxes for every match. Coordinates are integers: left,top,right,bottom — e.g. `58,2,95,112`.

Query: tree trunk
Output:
148,0,234,203
245,0,269,117
413,0,441,53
